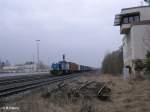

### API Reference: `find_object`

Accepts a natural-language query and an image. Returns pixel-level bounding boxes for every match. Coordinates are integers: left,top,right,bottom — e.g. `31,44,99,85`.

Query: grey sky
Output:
0,0,142,67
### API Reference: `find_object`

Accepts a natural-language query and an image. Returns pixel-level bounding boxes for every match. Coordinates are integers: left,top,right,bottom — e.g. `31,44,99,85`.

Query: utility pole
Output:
63,54,66,61
32,54,35,72
36,40,40,72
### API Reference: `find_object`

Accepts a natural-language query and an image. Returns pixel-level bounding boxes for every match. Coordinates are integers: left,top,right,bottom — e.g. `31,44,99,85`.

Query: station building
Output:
114,4,150,77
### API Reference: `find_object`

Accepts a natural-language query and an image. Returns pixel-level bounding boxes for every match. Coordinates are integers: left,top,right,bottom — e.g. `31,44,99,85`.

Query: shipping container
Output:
68,62,79,73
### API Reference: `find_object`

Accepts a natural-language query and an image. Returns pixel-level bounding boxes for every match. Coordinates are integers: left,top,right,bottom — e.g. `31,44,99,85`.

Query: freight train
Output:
50,55,93,75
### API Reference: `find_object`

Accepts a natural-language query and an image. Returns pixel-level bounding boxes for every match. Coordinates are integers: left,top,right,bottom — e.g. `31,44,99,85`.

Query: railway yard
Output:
0,71,150,112
1,0,150,112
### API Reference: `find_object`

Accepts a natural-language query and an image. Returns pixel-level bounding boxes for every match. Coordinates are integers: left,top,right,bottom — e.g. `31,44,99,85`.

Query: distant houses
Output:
0,61,49,73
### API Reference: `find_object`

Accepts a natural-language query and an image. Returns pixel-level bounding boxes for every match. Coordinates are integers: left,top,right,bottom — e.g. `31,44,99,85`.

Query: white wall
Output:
131,24,150,60
123,33,132,66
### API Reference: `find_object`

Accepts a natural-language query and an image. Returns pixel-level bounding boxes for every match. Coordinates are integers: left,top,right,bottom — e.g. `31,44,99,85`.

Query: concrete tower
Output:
114,3,150,77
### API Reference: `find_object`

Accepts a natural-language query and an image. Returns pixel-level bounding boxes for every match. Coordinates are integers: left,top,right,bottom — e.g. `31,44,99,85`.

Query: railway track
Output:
0,74,80,97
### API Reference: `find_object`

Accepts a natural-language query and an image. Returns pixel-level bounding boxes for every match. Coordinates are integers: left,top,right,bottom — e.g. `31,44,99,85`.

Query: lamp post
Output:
36,40,40,72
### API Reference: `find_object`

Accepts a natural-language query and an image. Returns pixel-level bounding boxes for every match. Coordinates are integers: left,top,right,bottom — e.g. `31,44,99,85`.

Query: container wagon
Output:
68,62,79,73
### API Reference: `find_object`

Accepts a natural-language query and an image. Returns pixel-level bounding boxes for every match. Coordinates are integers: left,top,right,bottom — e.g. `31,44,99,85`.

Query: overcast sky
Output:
0,0,142,67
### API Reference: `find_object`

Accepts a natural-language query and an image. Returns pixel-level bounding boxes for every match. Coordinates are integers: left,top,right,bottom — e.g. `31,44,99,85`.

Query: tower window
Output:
123,17,129,24
134,16,140,22
122,14,140,24
129,17,134,23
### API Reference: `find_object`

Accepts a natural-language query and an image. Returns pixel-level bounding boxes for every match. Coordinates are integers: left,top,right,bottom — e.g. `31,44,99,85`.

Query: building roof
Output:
114,5,150,26
122,5,150,11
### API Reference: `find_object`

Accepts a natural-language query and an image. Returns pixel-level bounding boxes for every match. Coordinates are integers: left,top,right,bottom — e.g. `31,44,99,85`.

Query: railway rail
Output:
0,73,80,97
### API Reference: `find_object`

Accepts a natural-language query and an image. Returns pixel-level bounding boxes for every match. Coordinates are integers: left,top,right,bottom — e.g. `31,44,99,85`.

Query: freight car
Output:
79,65,92,72
50,55,93,76
68,62,79,73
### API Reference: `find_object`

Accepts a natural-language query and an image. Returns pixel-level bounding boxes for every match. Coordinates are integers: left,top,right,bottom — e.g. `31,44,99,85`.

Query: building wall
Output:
122,24,150,75
131,24,150,60
120,7,150,75
123,34,132,67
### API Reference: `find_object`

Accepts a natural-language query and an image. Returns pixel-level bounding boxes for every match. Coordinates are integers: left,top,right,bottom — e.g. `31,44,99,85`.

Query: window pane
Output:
123,17,128,24
129,17,134,23
134,16,140,22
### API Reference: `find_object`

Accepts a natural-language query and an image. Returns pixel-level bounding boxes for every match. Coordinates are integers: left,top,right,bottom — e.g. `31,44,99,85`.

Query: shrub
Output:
101,47,123,75
145,51,150,73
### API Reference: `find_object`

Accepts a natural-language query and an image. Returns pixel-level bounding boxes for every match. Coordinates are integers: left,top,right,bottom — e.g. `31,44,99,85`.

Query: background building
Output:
0,61,49,73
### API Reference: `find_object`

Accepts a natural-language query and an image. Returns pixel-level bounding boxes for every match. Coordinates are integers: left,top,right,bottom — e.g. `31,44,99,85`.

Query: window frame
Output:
121,14,140,24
